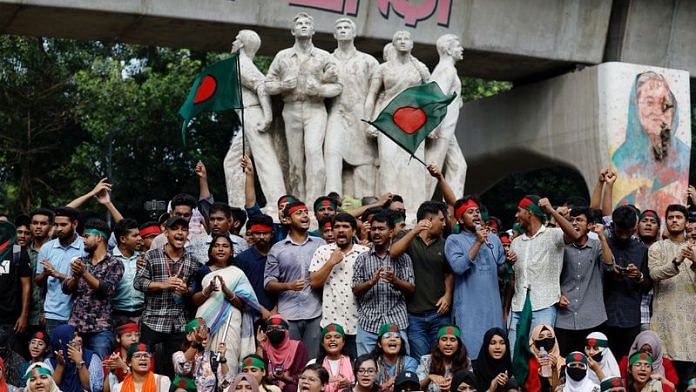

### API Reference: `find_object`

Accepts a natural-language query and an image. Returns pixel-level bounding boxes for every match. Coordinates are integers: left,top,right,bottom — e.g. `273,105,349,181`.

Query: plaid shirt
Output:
352,247,414,333
134,246,201,333
62,253,124,333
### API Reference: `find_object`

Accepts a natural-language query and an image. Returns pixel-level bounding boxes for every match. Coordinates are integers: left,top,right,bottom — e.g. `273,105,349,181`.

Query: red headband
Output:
500,236,511,245
249,224,273,233
117,322,139,335
488,220,499,229
139,225,161,237
287,204,308,216
518,197,534,209
455,200,479,219
323,221,332,229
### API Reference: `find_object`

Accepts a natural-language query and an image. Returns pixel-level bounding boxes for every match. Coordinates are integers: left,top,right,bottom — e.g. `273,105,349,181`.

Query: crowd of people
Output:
1,158,696,392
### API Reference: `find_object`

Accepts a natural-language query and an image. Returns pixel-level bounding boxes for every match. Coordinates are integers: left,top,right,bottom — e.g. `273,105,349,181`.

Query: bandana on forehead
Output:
278,195,299,207
600,377,624,391
323,221,333,229
455,199,479,220
127,342,150,358
487,219,499,229
31,331,49,343
266,315,289,329
378,323,400,337
117,322,139,336
84,228,108,240
322,323,345,337
500,235,511,245
242,355,266,370
518,196,546,220
23,366,53,382
185,318,206,334
640,210,659,221
437,325,460,338
249,224,273,233
287,204,308,216
139,225,161,237
629,351,653,366
565,351,587,365
585,337,608,348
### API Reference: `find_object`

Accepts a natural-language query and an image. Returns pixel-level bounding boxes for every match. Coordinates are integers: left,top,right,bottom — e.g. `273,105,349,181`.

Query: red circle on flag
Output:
392,106,427,134
574,353,583,361
194,75,217,104
588,338,596,347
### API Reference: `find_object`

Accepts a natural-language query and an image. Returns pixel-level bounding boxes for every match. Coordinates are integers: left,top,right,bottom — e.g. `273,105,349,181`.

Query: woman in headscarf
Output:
585,332,621,384
228,373,260,392
369,323,418,391
308,324,353,392
193,234,270,374
1,357,19,392
525,324,564,392
557,352,600,392
23,362,61,392
255,315,308,392
113,343,170,392
618,332,676,392
416,325,471,392
450,370,477,392
48,324,103,392
472,328,511,392
623,352,662,392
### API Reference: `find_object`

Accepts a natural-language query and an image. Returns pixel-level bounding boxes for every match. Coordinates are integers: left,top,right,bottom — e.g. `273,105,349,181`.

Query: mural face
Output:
609,68,691,215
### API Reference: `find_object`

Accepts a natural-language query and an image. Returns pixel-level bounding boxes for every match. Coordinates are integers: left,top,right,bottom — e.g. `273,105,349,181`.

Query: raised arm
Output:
427,164,456,207
589,169,606,210
602,169,617,217
241,155,256,209
539,198,580,243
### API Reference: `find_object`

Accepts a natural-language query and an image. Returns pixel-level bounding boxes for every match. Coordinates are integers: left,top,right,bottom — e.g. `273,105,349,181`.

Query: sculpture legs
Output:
443,136,467,197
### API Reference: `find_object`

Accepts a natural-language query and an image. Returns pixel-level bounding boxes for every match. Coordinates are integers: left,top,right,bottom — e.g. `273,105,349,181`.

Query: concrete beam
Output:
0,0,612,82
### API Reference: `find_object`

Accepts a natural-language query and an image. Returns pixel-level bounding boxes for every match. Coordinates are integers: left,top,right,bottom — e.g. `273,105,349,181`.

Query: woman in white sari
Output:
192,234,270,376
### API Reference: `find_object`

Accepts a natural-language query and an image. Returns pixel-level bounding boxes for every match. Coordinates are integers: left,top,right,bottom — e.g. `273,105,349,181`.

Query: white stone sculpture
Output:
425,34,467,198
324,18,380,197
364,31,431,211
223,30,286,209
265,12,342,203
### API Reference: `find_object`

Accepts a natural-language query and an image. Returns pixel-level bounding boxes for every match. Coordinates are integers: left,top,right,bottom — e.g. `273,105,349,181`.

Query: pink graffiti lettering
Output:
288,0,359,16
376,0,452,27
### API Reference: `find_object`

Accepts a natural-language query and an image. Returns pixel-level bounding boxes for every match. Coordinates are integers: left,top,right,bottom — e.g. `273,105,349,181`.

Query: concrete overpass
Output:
1,0,693,212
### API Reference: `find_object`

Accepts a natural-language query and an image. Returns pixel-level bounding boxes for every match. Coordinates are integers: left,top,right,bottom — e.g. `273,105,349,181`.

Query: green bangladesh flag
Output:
365,81,456,156
512,289,533,384
178,54,243,144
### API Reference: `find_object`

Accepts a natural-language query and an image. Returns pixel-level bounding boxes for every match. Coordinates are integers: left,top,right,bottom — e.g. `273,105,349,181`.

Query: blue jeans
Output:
507,305,557,360
82,329,114,359
407,311,451,359
356,325,409,357
44,319,68,338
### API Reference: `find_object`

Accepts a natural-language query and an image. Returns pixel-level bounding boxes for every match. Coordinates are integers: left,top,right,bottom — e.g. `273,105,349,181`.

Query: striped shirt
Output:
352,247,415,333
134,246,200,333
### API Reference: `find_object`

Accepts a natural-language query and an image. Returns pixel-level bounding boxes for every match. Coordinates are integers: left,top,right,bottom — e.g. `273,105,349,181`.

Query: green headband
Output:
242,355,266,370
378,323,400,337
600,377,624,391
84,228,108,240
437,325,460,338
586,337,609,348
127,342,150,358
518,197,546,219
629,351,653,366
172,376,197,391
322,323,345,337
512,223,523,234
23,366,53,382
565,351,588,366
185,317,206,334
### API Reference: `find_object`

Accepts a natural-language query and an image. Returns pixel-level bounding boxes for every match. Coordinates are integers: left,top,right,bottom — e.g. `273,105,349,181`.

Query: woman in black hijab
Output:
472,328,512,392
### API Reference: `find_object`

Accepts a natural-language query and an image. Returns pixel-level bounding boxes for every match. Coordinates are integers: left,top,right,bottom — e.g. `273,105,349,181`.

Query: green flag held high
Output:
365,81,456,161
178,54,242,145
512,290,533,384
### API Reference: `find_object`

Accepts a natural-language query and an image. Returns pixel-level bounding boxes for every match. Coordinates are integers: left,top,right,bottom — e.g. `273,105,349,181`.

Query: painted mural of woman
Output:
611,71,689,213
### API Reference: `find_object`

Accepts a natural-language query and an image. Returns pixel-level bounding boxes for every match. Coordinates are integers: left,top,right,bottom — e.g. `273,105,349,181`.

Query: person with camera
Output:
555,207,615,356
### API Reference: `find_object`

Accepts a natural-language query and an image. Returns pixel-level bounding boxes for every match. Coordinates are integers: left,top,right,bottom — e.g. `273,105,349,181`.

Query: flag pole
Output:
235,54,246,170
361,120,428,167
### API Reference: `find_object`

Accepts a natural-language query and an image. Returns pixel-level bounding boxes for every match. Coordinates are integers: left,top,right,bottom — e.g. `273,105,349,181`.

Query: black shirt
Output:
0,246,32,323
604,236,650,328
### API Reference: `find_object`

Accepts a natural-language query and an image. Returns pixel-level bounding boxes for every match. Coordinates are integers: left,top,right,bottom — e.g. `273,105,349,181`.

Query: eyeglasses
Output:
632,362,652,370
382,332,401,339
357,368,376,374
133,353,152,360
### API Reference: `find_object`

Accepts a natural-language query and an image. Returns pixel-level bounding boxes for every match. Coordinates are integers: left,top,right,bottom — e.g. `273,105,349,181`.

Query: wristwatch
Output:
76,361,86,369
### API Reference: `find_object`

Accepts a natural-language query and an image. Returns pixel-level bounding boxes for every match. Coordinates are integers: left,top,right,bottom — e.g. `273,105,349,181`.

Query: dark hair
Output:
283,201,307,218
114,218,139,244
664,204,688,220
361,207,385,223
372,331,407,358
391,195,404,204
243,353,275,387
454,196,480,214
84,218,112,238
30,208,55,224
170,193,197,210
14,214,31,228
327,192,341,203
230,207,248,228
416,201,442,222
209,202,232,219
590,208,605,225
302,363,329,385
429,327,470,376
569,207,591,221
612,206,638,230
333,213,357,231
353,355,379,391
316,331,349,364
246,214,274,230
54,206,80,221
139,221,159,231
318,217,333,231
207,234,234,266
371,212,395,230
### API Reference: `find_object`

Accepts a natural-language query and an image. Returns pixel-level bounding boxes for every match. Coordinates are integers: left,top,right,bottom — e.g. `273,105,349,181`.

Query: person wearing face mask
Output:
256,315,308,392
525,324,564,392
623,352,662,392
450,370,478,392
585,333,621,384
472,328,511,392
559,352,600,392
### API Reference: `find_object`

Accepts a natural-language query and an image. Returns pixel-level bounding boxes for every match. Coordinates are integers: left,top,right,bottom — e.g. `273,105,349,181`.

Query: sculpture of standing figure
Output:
265,12,342,203
324,18,380,197
224,30,286,209
425,34,467,198
364,31,430,210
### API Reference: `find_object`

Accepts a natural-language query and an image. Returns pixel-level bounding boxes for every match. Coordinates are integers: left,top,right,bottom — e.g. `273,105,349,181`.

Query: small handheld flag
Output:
178,54,243,145
364,81,456,165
